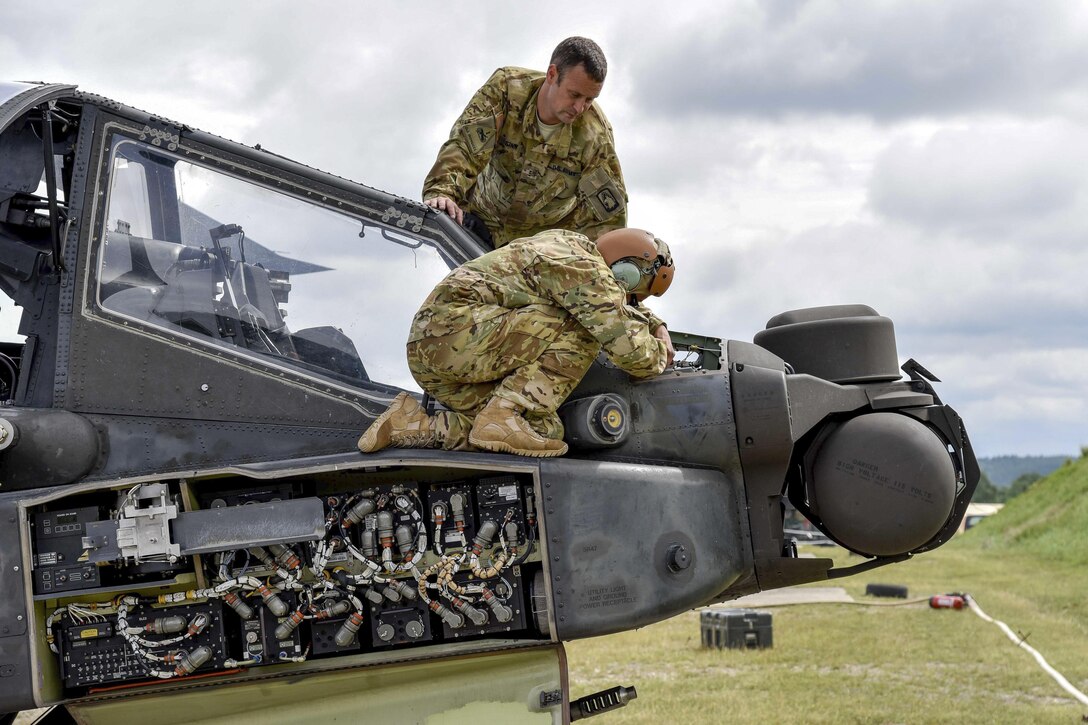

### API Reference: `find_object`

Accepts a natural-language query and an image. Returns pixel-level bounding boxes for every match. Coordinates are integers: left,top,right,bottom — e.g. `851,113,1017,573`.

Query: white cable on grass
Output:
965,594,1088,707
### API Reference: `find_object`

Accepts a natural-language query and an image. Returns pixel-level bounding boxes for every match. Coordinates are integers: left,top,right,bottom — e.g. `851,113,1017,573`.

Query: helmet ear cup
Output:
610,260,643,291
648,264,673,296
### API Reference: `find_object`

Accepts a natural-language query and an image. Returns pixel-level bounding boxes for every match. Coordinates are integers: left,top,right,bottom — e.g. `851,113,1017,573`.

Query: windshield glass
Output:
96,136,455,391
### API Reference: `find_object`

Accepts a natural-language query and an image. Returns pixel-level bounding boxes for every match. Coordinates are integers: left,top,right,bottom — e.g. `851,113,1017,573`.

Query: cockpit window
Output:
96,136,455,391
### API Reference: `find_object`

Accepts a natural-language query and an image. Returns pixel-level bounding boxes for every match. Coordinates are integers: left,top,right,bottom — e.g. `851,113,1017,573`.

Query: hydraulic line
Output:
965,594,1088,708
723,591,1088,708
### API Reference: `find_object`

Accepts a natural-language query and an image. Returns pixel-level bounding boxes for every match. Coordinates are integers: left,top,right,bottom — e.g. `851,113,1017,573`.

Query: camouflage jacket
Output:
423,67,627,248
409,230,666,378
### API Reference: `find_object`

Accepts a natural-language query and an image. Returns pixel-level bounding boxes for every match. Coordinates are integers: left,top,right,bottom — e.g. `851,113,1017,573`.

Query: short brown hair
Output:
550,37,607,84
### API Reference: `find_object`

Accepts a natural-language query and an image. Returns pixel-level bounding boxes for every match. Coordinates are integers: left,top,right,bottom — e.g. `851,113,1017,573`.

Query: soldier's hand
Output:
425,196,465,225
654,325,675,368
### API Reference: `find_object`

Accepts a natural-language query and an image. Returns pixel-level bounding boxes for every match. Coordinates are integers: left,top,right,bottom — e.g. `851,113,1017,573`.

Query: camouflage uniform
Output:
423,67,627,248
407,230,666,450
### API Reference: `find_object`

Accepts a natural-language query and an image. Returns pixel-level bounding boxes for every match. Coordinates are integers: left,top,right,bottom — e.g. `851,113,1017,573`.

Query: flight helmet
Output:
595,228,675,297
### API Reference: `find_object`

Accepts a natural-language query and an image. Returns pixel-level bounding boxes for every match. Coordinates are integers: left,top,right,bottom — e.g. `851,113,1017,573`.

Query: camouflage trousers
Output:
407,305,598,450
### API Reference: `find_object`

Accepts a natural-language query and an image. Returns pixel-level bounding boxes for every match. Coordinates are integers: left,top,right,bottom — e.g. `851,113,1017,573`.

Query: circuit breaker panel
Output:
28,468,544,697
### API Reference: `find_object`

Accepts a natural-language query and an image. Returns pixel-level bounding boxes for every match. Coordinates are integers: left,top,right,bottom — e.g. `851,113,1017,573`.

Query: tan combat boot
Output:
358,392,437,453
468,397,568,458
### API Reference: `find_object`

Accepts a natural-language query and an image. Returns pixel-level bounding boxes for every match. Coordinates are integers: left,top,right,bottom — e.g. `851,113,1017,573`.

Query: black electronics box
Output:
31,507,102,594
700,608,773,650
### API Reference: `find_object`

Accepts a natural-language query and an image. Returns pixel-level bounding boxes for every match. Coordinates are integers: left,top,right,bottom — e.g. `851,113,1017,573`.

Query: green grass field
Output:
566,455,1088,724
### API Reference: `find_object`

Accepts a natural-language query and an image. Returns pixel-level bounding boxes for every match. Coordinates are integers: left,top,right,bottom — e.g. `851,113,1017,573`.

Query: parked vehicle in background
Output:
960,502,1004,532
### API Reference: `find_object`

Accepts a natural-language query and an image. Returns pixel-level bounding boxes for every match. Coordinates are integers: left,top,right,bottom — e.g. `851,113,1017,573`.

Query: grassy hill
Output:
566,455,1088,723
966,453,1088,566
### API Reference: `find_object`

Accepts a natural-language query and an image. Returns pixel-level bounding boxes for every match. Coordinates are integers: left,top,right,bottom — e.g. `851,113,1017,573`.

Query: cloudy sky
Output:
3,0,1086,457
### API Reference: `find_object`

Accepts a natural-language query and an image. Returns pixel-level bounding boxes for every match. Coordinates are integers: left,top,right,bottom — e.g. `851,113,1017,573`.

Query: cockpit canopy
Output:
2,85,468,394
96,135,457,390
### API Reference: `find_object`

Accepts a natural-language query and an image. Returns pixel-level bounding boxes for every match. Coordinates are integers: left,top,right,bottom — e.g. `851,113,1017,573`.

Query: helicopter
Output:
0,81,978,723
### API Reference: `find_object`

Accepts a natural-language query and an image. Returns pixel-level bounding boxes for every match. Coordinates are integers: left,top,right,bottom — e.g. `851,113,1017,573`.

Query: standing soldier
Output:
358,228,675,458
423,37,627,248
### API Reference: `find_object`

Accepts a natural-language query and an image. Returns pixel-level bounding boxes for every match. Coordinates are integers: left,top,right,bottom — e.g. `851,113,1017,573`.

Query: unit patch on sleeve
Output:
579,166,626,220
460,116,499,157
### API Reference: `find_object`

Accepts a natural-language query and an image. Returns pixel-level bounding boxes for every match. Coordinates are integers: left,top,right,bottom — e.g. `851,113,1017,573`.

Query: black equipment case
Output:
700,608,773,650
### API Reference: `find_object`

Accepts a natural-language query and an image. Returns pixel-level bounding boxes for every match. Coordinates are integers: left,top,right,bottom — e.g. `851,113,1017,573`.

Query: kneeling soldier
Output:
358,228,675,458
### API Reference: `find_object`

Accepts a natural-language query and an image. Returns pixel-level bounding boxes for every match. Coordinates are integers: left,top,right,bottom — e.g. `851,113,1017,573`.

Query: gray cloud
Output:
868,121,1088,244
1,4,545,199
672,218,1088,351
623,0,1088,121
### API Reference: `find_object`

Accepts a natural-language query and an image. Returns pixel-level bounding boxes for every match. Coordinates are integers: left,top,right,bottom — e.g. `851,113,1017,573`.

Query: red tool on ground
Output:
929,594,966,610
